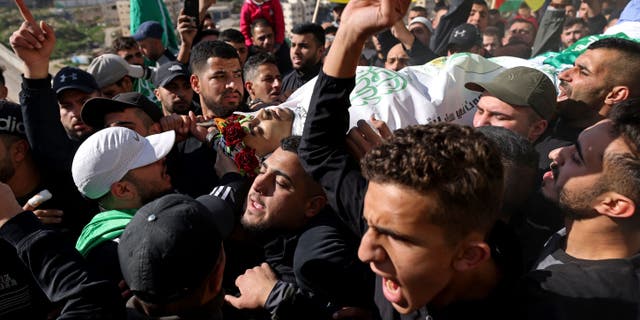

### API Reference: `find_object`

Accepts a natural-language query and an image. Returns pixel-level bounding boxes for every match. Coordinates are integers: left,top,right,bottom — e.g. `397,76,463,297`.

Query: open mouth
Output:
382,277,403,304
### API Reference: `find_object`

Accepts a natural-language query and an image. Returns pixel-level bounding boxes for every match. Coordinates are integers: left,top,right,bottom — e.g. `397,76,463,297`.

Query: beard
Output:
201,91,242,118
558,186,601,221
0,156,15,183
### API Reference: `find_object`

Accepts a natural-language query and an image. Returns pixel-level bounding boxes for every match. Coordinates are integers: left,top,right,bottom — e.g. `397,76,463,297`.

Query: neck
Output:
199,102,217,120
561,108,605,130
431,258,500,309
7,160,41,199
565,217,640,259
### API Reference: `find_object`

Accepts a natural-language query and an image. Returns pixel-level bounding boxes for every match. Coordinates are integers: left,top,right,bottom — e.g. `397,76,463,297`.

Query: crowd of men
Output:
1,0,640,319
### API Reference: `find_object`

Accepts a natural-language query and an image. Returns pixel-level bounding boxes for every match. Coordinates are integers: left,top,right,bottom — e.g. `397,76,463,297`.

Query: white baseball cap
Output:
87,53,145,88
72,127,175,199
409,16,434,34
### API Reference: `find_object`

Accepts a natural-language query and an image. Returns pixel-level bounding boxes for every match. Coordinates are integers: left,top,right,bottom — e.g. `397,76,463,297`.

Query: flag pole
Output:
312,0,321,23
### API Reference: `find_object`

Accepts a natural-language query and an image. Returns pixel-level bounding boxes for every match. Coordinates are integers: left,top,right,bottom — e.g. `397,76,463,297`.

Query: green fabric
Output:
542,33,638,69
75,209,137,256
133,78,161,107
129,0,179,52
499,0,524,13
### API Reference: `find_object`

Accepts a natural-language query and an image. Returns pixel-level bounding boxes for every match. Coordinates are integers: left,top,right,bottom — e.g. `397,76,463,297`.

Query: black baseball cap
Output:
118,193,235,304
448,23,482,50
81,92,163,129
153,62,191,88
53,66,100,96
0,100,26,138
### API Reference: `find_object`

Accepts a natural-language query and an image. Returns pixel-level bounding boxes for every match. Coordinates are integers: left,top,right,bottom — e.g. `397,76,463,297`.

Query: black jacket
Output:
298,71,523,320
20,76,98,238
0,211,124,319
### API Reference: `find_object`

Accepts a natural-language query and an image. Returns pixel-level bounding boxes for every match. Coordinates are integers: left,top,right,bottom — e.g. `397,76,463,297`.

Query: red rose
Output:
221,121,245,146
234,147,260,177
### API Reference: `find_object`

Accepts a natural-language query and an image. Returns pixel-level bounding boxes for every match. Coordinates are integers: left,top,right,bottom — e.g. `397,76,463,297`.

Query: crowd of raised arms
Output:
1,0,640,319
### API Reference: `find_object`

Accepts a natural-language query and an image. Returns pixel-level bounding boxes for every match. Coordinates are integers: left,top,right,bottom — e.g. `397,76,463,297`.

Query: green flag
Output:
130,0,179,52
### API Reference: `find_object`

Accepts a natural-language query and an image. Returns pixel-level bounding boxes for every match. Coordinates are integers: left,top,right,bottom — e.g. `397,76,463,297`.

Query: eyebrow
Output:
108,120,135,127
372,224,420,244
262,162,293,185
576,62,590,74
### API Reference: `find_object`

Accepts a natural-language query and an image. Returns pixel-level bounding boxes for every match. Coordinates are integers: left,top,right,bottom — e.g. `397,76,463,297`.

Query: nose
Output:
226,78,238,89
558,66,575,82
473,111,490,127
273,78,281,90
252,170,273,196
357,228,386,263
548,146,565,165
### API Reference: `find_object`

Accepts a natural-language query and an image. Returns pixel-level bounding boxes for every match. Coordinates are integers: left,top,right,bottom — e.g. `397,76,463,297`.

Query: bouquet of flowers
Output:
214,115,260,178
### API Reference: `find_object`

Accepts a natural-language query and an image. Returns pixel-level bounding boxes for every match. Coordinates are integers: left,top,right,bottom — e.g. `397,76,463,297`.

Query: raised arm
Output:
299,0,410,237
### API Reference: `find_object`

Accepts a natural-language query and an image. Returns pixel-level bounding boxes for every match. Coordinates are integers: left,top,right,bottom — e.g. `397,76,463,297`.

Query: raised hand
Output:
9,20,56,79
340,0,411,40
324,0,411,78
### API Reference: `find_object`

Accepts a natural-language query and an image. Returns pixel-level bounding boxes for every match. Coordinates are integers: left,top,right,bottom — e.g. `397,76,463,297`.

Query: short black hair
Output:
411,6,427,13
193,29,221,46
220,28,245,43
610,98,640,155
111,36,138,52
251,18,273,36
588,37,640,98
190,40,240,74
244,52,278,81
291,23,325,47
475,126,538,170
472,0,489,7
324,25,338,35
562,17,588,31
280,135,301,154
484,26,503,39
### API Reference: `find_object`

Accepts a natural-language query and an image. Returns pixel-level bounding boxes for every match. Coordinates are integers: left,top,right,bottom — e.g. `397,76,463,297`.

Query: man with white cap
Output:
389,16,438,67
72,126,175,285
408,16,433,48
87,53,148,98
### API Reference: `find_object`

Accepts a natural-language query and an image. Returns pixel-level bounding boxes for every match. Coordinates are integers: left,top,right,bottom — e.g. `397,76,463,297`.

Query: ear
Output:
10,139,29,163
593,191,635,219
148,122,162,135
304,195,327,218
110,181,135,201
605,86,630,106
0,85,7,100
153,88,161,100
452,241,492,271
123,76,133,92
190,74,201,94
527,119,548,142
245,81,254,98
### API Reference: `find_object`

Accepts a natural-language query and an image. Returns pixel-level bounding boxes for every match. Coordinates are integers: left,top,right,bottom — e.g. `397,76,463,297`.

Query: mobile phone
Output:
184,0,199,22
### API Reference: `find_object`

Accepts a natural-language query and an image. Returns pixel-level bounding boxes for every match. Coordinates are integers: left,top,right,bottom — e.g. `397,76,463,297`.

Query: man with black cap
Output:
466,66,556,143
153,61,197,116
81,92,164,137
132,20,176,66
447,23,485,56
81,91,220,198
119,193,234,319
10,21,100,237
